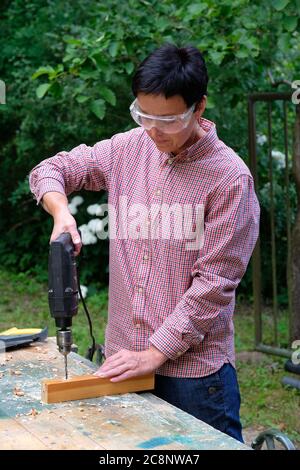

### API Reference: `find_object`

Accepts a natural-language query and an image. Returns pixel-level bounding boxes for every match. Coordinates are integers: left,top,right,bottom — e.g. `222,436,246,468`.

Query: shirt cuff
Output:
149,326,192,361
31,178,66,205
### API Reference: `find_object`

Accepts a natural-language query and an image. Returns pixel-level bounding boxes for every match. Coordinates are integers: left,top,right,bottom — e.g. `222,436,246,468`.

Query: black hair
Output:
132,43,208,108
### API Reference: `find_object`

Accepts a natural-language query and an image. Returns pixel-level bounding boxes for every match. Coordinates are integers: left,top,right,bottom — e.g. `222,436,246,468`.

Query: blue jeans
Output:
153,363,243,443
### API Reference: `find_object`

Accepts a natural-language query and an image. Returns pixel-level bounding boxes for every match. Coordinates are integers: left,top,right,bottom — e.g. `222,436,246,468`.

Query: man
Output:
29,44,260,442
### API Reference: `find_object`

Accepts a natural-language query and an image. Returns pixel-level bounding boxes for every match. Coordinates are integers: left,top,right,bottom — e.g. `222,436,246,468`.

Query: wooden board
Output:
0,338,249,450
42,373,155,403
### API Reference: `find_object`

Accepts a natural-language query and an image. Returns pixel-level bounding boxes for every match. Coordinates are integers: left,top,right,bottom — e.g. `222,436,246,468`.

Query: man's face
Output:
136,93,203,154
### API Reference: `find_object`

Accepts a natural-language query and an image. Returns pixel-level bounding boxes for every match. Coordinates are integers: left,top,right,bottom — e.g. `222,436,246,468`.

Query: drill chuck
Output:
56,329,72,356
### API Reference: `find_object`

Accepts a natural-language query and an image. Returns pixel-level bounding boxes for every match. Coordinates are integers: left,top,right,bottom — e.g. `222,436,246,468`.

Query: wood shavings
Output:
13,387,24,397
1,355,13,365
27,408,39,417
8,369,22,376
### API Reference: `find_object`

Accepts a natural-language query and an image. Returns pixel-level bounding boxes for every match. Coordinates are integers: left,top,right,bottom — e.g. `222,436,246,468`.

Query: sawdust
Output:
8,369,22,376
13,387,24,397
0,354,13,365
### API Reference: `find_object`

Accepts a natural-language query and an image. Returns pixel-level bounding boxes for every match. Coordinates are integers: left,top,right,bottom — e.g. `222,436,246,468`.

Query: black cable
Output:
76,259,96,361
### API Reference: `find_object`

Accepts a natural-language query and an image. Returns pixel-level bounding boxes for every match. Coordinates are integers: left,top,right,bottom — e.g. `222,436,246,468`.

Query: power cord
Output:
76,236,104,365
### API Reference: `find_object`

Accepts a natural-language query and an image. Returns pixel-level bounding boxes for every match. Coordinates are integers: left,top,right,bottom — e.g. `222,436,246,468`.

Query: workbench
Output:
0,338,248,450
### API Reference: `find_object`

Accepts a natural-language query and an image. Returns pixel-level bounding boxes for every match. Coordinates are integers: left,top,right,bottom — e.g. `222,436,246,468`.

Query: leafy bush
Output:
0,0,299,299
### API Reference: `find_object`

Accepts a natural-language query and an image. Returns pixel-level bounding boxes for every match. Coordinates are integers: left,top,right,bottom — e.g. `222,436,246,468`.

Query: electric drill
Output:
48,232,78,379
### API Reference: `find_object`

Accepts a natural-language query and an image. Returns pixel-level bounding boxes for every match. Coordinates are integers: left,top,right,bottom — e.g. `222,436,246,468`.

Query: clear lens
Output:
138,115,187,134
130,100,195,134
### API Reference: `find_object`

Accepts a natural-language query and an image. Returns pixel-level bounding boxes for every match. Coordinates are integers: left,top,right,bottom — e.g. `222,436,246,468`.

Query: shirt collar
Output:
163,117,218,164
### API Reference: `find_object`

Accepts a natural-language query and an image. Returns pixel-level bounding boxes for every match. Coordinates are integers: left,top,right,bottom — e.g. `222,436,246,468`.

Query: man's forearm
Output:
41,192,69,218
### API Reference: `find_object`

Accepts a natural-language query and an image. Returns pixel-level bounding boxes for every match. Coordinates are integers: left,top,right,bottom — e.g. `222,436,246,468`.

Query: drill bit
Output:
64,354,68,380
56,330,72,380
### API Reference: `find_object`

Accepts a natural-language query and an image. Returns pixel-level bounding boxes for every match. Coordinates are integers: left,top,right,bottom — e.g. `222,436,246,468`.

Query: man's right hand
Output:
51,211,82,256
42,192,82,256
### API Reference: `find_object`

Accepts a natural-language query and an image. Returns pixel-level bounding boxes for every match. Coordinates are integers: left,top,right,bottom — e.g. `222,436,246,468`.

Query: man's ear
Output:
195,95,207,117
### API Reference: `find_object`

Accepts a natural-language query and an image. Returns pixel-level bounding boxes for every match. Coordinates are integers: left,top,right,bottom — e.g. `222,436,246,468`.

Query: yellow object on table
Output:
0,327,42,336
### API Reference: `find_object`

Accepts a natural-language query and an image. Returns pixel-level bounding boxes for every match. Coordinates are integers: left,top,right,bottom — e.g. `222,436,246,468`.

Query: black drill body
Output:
48,232,78,377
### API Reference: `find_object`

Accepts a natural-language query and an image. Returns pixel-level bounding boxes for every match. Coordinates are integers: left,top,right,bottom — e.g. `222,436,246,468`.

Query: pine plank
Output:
42,373,155,403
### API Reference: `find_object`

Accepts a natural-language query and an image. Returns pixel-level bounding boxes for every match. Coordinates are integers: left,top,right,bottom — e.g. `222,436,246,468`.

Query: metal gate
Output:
248,90,299,358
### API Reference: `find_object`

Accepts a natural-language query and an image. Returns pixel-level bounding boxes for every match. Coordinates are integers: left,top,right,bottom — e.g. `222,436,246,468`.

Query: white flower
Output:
257,134,267,145
68,196,84,214
78,285,88,299
68,203,77,215
87,204,103,216
87,218,104,235
272,150,285,169
71,195,84,207
78,224,97,245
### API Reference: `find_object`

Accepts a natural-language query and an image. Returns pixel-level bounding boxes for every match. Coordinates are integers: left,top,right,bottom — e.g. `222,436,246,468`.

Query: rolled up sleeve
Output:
28,133,124,205
149,174,260,360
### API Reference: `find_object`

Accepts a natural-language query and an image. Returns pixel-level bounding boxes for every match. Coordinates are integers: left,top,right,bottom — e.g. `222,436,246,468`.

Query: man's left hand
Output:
94,346,168,382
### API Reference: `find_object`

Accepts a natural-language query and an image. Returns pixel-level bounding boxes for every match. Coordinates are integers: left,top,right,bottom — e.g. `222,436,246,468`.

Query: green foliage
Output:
0,269,108,358
0,0,299,300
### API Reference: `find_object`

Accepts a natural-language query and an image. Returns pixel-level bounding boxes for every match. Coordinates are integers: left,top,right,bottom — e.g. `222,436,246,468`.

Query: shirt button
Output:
176,351,183,357
135,323,141,329
143,254,149,260
138,287,144,293
168,158,173,164
156,189,161,196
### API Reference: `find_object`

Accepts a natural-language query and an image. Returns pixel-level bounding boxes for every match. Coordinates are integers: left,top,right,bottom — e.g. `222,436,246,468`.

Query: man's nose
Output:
149,126,164,139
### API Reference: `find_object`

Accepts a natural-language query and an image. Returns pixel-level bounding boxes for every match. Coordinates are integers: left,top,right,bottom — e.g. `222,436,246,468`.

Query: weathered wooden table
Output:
0,338,248,450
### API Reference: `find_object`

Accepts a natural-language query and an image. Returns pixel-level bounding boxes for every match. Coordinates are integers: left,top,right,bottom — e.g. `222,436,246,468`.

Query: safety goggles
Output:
129,98,196,134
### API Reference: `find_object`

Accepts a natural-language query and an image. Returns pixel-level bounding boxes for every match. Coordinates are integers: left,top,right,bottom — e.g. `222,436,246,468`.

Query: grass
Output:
234,303,300,447
0,269,299,447
0,269,108,359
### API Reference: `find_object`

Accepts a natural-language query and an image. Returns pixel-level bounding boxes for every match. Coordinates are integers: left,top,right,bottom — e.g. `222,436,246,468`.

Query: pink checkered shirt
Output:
29,117,260,377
